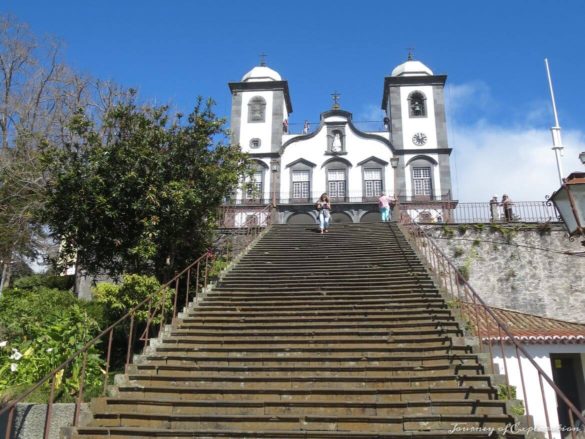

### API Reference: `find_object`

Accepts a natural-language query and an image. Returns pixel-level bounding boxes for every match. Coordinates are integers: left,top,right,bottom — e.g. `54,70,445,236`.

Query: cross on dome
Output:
259,52,267,67
406,47,415,60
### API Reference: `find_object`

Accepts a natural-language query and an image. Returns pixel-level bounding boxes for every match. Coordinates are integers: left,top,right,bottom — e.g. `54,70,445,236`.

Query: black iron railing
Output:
399,219,585,436
0,205,273,438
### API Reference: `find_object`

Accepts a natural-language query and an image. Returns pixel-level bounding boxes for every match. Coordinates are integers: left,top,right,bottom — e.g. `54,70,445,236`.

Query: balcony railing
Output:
223,192,453,206
285,121,387,135
399,200,560,224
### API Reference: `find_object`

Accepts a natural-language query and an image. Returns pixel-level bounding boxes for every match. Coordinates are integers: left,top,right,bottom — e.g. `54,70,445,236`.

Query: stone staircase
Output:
72,222,523,438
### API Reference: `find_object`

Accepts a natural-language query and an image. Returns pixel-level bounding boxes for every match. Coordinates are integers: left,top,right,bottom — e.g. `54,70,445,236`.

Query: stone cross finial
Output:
259,52,267,66
331,91,341,110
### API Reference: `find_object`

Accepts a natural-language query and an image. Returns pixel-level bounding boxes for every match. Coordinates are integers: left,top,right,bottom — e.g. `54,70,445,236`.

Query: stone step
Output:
185,307,451,318
154,337,456,350
199,295,443,303
91,398,508,417
160,331,461,344
115,385,498,402
127,367,490,390
138,352,477,366
149,346,473,357
208,288,437,296
71,426,520,438
71,222,519,438
175,318,457,330
85,412,516,432
220,271,428,280
180,312,455,324
168,327,461,338
195,300,447,312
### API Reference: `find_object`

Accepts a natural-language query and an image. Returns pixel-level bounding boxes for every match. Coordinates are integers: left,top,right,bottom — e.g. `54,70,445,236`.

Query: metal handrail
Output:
0,205,273,438
398,200,559,224
399,219,585,436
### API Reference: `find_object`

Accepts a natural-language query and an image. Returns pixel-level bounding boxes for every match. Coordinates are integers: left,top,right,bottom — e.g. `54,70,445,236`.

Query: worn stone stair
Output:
70,222,524,438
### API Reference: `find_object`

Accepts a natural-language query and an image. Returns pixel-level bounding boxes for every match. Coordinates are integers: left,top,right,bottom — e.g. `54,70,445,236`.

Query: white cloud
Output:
357,104,385,122
446,81,494,117
445,81,585,202
450,123,585,202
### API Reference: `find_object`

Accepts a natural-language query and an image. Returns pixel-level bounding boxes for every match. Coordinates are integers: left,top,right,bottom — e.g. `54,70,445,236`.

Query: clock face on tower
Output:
412,132,427,146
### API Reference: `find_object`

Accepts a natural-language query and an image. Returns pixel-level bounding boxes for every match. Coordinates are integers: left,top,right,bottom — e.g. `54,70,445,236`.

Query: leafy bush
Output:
93,274,171,325
207,256,230,282
0,287,79,343
0,295,104,402
13,274,75,291
92,274,172,371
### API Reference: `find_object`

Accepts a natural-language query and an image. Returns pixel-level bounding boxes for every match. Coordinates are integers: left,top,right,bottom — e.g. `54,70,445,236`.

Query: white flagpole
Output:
545,58,565,185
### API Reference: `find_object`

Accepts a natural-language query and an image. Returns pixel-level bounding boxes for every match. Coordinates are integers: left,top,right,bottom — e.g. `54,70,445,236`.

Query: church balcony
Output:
219,197,560,226
285,120,387,135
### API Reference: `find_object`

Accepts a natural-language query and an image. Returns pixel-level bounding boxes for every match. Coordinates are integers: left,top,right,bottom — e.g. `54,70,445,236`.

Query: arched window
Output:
323,158,352,202
243,161,268,203
287,159,316,203
412,167,432,196
407,156,437,200
248,96,266,122
358,156,388,200
408,91,426,117
249,138,261,149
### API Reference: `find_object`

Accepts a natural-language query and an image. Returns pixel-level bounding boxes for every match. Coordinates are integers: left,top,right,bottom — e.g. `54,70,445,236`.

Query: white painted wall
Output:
279,119,395,201
493,344,585,438
239,91,274,154
400,85,438,149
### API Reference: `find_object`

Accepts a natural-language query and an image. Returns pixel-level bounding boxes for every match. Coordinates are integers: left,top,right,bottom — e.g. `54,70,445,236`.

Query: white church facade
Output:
227,56,455,225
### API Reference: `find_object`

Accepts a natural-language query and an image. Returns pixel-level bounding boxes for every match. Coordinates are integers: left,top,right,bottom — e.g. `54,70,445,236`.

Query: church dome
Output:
391,59,433,77
241,65,282,82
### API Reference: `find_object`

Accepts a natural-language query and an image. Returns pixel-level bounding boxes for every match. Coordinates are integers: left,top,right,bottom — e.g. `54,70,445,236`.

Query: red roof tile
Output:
460,304,585,344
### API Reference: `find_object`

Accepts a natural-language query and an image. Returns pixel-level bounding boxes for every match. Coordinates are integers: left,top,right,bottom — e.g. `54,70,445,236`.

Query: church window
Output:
408,91,426,117
364,168,383,198
412,167,432,196
292,170,310,200
328,169,346,200
245,171,263,200
250,138,261,148
248,96,266,123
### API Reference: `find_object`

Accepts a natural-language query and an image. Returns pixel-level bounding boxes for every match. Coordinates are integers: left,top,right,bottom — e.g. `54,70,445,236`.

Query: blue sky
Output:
3,0,585,201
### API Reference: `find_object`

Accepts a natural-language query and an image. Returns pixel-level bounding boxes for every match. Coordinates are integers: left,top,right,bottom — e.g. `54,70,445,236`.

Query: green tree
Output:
43,98,250,281
0,15,133,294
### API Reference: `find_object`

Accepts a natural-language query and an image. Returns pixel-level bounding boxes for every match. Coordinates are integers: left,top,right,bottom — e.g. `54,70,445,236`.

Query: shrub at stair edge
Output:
92,274,172,368
0,303,104,403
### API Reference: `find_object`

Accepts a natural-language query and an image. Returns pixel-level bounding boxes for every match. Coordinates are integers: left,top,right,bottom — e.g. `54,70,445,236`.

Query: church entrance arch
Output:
360,212,380,223
287,213,316,225
331,212,352,224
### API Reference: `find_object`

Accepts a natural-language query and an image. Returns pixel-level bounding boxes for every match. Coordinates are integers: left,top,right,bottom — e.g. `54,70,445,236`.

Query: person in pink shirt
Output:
378,193,395,222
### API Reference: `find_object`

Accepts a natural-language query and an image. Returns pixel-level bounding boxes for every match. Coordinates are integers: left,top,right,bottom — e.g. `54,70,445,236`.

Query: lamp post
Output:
549,172,585,243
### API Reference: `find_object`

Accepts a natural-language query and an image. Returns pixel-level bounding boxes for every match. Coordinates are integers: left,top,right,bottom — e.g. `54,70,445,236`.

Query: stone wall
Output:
424,223,585,324
0,403,90,439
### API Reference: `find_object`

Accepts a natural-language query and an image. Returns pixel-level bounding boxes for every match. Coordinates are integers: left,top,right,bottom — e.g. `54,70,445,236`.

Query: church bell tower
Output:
228,60,293,154
381,55,452,200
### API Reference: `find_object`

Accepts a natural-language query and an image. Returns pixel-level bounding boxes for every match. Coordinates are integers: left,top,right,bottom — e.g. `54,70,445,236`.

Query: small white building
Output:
227,56,455,224
486,307,585,436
